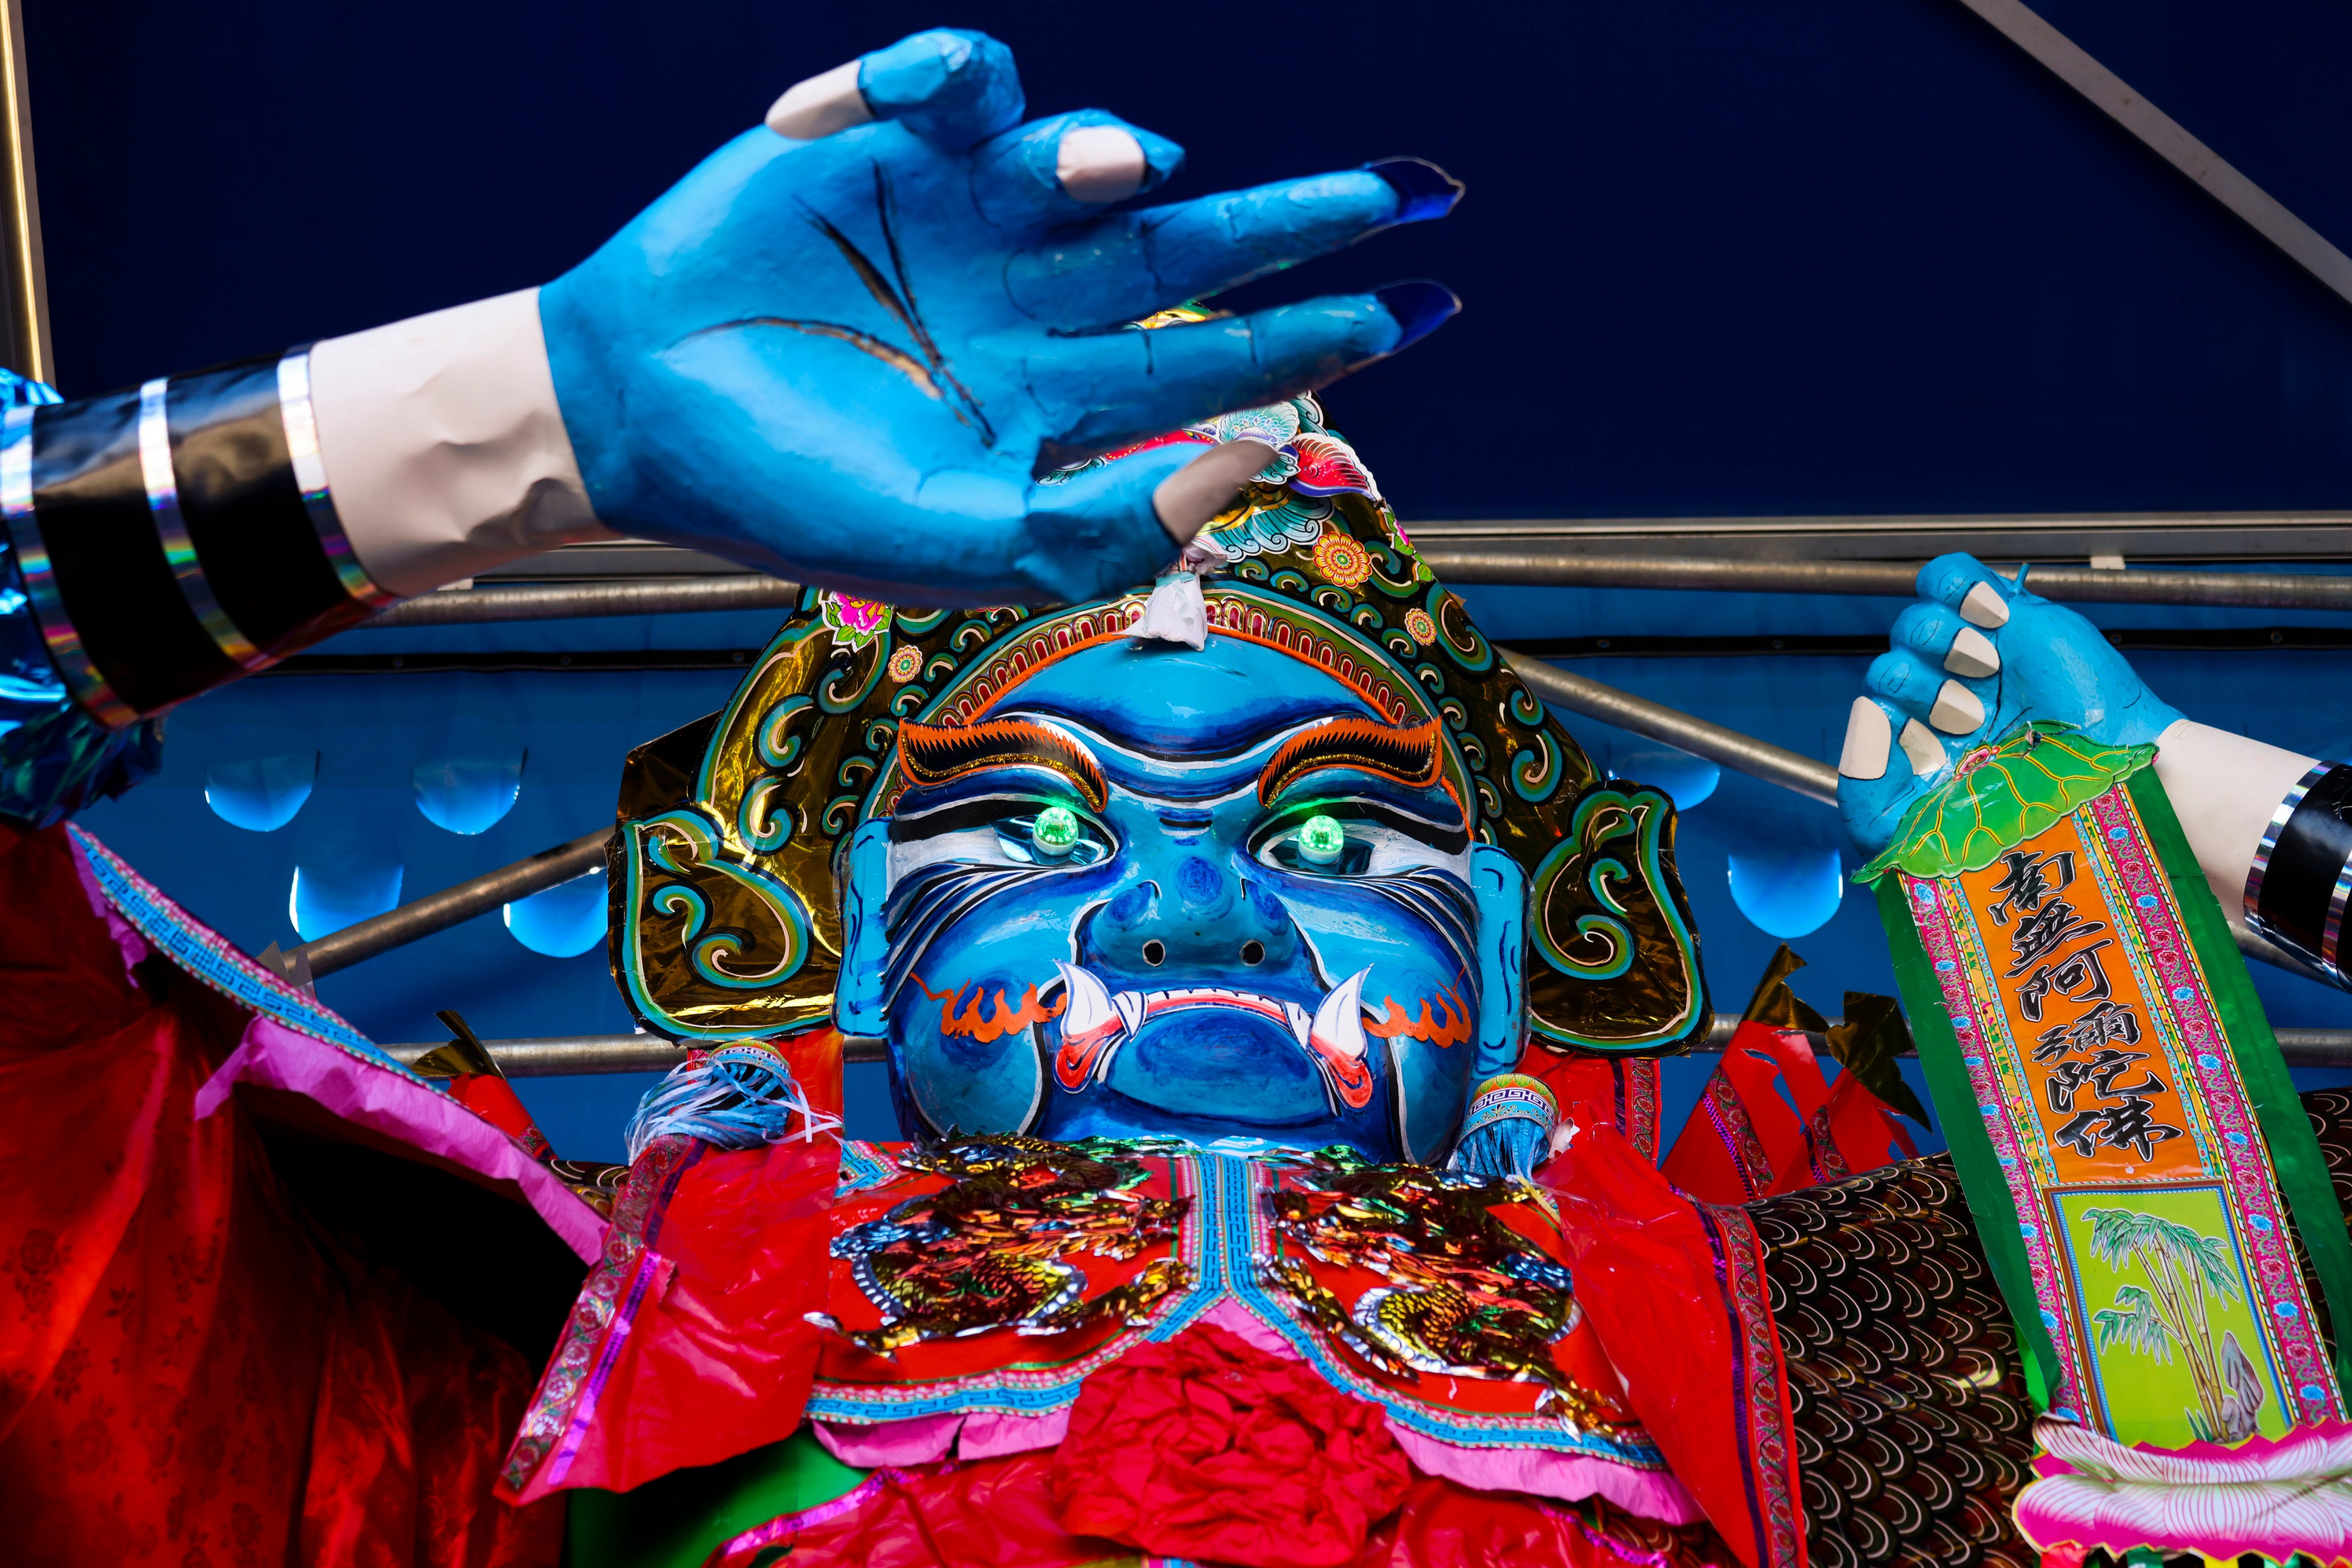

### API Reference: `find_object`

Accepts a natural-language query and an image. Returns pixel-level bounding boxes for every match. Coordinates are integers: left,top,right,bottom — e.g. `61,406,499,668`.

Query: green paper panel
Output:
1872,872,2062,1401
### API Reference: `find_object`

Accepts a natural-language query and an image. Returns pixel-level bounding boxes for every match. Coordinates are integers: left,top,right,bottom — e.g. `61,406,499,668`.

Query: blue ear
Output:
833,820,894,1036
1469,844,1526,1083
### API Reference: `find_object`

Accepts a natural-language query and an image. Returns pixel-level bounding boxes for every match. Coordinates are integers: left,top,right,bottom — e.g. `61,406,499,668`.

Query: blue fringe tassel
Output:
1452,1119,1546,1181
623,1039,839,1164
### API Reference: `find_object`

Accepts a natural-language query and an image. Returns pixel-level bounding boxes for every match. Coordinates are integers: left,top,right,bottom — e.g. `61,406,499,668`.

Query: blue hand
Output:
1837,553,2183,856
540,29,1459,605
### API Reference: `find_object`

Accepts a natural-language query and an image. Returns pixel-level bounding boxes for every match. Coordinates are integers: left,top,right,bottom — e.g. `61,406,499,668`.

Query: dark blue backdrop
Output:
34,1,2352,1158
30,0,2352,511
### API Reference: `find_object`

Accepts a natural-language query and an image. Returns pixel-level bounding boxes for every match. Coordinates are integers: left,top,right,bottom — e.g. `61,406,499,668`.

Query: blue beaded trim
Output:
68,823,414,1078
1461,1079,1558,1138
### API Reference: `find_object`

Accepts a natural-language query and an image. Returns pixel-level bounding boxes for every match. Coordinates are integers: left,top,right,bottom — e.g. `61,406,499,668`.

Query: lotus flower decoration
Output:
2013,1413,2352,1564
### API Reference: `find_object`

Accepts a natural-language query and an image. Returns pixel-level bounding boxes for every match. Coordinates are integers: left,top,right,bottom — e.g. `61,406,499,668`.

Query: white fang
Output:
1310,968,1372,1063
1055,961,1122,1051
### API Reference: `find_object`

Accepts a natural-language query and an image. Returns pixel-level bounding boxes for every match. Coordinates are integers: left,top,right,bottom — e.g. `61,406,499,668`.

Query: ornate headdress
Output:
608,392,1710,1058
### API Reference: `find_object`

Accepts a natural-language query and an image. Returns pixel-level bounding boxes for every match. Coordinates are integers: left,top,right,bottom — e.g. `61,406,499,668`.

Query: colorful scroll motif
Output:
1264,1152,1611,1429
814,1137,1191,1355
807,1137,1664,1475
1864,725,2352,1449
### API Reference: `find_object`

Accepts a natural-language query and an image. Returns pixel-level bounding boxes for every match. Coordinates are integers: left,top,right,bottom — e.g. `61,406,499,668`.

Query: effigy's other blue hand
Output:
1837,553,2184,856
540,29,1461,605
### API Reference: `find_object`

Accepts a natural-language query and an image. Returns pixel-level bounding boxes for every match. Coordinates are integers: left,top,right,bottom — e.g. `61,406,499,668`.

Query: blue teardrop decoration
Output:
206,752,317,832
289,860,404,941
1727,848,1845,939
414,737,525,835
1609,746,1720,811
505,867,609,958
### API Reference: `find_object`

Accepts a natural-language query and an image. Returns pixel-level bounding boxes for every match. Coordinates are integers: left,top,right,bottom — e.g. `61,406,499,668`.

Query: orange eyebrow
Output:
897,719,1107,812
1257,718,1445,806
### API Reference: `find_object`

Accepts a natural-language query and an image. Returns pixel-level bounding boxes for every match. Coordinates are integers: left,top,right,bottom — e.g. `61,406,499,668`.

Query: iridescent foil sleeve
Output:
4,347,397,722
0,352,396,827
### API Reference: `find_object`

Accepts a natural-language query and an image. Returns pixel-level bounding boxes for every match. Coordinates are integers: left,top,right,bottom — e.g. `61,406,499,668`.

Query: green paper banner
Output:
1864,727,2352,1444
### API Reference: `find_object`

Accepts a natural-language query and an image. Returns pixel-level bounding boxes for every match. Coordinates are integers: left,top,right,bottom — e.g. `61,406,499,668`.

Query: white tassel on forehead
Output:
1132,539,1223,650
1134,569,1208,649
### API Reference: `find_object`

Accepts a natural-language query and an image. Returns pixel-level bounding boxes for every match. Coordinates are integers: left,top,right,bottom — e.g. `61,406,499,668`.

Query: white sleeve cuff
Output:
2151,718,2318,922
306,288,613,598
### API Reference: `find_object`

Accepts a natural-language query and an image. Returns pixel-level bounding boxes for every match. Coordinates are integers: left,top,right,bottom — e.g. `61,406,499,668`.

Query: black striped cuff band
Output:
2246,760,2352,979
0,346,395,724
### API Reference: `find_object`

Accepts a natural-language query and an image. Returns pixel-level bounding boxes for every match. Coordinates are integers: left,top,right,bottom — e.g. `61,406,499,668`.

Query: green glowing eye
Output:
1031,805,1082,858
1296,813,1347,867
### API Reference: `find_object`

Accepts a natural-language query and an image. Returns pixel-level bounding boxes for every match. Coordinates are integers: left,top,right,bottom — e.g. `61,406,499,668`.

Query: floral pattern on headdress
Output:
821,592,891,652
1042,391,1415,573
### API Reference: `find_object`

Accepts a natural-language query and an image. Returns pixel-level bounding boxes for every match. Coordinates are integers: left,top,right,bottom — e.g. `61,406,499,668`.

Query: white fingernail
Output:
1960,582,2010,629
1929,679,1984,735
1151,440,1276,542
766,60,870,141
1839,697,1891,781
1944,625,2000,679
1056,125,1147,204
1899,719,1946,778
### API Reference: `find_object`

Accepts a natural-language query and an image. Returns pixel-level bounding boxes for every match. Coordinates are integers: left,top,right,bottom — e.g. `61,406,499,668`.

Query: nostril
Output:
1240,940,1265,965
1142,940,1166,967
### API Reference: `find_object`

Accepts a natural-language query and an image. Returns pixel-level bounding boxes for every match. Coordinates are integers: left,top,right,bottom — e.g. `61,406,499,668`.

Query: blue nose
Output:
1091,844,1297,976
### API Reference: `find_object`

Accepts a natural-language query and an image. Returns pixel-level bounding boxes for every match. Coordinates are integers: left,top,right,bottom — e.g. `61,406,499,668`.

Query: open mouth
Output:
1049,961,1377,1110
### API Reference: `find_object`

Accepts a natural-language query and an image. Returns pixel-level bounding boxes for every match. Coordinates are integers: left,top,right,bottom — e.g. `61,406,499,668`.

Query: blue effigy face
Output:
867,635,1486,1163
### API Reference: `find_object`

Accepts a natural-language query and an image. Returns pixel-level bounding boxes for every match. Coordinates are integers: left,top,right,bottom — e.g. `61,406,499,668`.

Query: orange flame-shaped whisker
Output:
913,975,1067,1045
1365,986,1473,1049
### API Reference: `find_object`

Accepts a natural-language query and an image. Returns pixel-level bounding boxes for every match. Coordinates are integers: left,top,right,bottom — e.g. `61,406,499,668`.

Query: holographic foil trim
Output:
276,346,395,609
836,1138,899,1195
540,1246,673,1490
2328,855,2352,979
1,403,135,727
2243,762,2331,920
137,377,263,667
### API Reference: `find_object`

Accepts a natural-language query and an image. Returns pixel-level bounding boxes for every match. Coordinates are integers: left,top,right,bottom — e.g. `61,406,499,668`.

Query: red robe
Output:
0,824,566,1567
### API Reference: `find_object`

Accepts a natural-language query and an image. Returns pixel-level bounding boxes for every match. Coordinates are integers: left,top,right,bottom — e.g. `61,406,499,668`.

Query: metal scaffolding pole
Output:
272,828,613,980
1415,551,2352,611
1399,513,2352,562
1501,652,1843,804
0,0,49,386
364,576,804,628
1948,0,2352,314
386,1034,698,1076
353,558,2352,628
